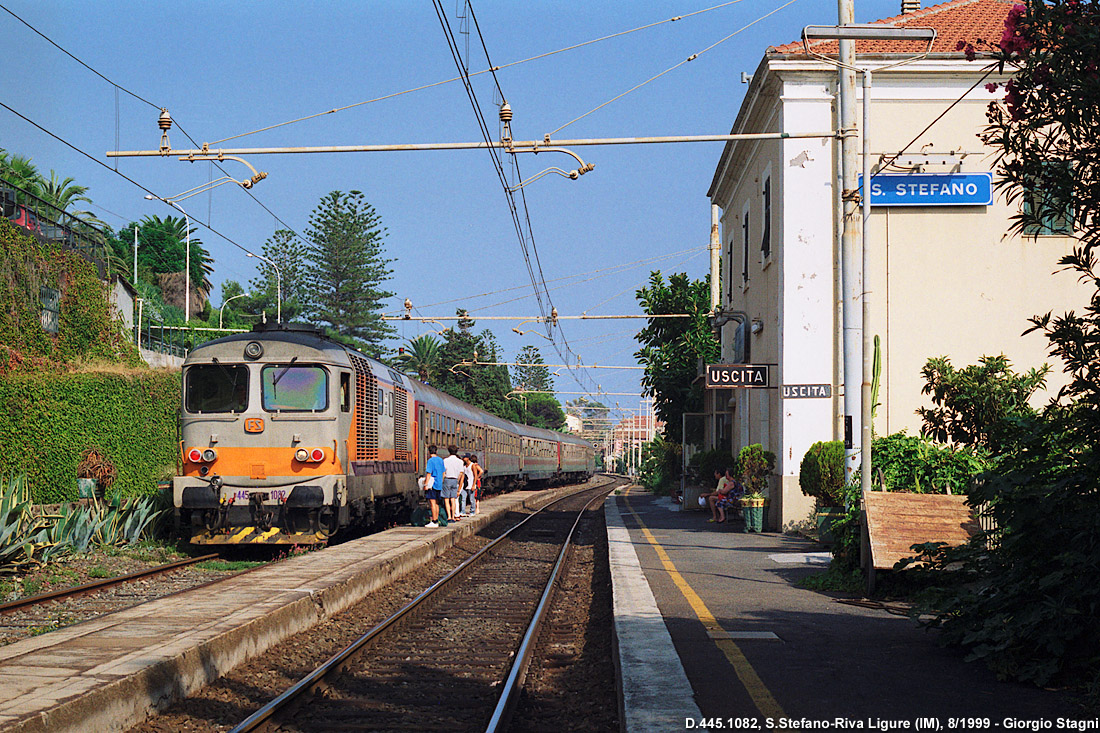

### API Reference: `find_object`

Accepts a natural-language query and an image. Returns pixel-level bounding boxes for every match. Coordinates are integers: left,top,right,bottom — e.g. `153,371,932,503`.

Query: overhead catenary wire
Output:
0,2,307,289
0,3,160,111
206,0,750,147
547,0,802,137
386,245,707,315
0,101,280,284
872,66,997,181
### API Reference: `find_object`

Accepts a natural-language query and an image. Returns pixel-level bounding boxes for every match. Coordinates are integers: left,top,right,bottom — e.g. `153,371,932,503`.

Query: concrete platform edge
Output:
2,485,578,733
605,493,703,733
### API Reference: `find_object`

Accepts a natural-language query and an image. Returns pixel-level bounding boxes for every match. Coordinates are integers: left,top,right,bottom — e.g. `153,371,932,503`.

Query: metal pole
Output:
135,298,143,346
247,252,282,323
220,292,249,329
861,69,873,498
152,197,191,324
710,204,721,313
184,210,190,324
107,132,839,159
681,412,687,499
133,226,138,283
838,0,862,483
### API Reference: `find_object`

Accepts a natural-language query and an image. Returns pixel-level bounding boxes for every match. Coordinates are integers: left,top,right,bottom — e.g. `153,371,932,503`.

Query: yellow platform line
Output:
623,491,786,720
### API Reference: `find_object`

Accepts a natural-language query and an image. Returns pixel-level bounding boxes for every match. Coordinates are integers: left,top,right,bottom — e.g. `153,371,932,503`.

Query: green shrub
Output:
688,448,737,486
0,220,141,370
738,443,775,497
638,435,680,494
799,440,846,507
872,432,988,494
0,371,180,503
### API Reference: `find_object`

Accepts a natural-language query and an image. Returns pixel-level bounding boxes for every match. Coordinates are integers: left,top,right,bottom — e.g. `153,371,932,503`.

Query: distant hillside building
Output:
705,0,1084,530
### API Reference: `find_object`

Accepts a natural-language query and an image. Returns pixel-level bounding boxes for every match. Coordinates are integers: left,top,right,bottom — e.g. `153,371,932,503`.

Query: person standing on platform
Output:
460,454,476,517
442,445,464,521
424,445,445,528
470,454,483,515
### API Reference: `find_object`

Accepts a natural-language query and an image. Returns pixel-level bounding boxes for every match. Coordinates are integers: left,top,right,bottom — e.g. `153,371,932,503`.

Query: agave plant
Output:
0,473,51,574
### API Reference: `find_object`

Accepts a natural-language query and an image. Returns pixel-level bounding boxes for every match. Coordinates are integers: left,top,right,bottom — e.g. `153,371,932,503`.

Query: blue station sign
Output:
859,172,993,207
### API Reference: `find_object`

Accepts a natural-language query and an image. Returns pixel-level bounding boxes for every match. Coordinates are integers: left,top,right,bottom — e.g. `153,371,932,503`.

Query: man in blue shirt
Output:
424,444,445,528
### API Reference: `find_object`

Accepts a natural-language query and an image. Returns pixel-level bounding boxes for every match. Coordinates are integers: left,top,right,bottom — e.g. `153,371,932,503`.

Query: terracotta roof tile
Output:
768,0,1016,56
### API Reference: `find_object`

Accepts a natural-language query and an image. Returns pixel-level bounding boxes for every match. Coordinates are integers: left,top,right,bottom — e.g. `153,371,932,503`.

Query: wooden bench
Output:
860,490,980,595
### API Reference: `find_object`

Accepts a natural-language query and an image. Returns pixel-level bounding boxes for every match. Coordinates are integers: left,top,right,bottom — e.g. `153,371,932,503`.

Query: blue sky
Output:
1,0,906,421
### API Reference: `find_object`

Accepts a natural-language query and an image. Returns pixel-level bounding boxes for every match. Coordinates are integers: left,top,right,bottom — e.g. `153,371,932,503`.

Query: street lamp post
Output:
219,292,249,329
246,252,282,323
144,194,191,323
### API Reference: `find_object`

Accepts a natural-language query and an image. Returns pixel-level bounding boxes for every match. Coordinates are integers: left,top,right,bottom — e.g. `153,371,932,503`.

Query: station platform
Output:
606,486,1081,731
0,486,574,733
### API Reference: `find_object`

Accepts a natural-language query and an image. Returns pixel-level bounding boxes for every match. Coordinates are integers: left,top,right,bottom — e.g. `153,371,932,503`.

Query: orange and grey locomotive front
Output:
173,323,417,545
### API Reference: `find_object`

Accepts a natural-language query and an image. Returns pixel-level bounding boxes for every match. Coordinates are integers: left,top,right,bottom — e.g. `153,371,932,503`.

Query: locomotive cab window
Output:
340,373,351,412
261,365,329,412
185,365,249,413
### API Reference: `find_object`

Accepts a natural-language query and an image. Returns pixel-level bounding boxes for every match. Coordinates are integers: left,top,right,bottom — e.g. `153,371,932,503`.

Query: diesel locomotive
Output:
172,322,596,545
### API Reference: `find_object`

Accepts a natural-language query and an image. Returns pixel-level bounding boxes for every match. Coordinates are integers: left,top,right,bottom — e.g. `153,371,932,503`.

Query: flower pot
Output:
740,497,766,533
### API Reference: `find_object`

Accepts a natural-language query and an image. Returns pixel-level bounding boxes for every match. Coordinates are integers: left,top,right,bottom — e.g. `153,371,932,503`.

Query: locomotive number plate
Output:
244,418,265,433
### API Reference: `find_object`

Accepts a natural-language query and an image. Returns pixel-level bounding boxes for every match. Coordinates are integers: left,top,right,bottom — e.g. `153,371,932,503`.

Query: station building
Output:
704,0,1084,530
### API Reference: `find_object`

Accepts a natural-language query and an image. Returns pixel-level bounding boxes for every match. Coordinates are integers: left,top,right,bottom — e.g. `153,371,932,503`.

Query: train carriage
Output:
173,322,595,545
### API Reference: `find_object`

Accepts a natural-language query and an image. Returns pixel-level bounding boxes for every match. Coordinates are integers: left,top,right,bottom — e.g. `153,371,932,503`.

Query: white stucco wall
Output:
708,57,1086,532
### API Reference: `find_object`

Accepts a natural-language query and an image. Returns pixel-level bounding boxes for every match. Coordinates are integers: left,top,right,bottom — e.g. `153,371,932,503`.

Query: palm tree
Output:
395,334,442,383
40,171,97,221
0,152,43,199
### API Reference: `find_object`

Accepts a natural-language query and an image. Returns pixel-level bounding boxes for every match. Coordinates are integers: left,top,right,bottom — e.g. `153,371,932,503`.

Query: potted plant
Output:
799,440,846,544
739,491,767,532
738,444,775,533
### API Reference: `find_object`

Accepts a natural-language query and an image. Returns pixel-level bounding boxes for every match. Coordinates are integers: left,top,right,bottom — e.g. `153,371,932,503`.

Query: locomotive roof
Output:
185,323,357,362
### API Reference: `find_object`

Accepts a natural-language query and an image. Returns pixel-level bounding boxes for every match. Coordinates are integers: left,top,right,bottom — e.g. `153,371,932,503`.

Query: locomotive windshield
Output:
185,365,248,413
261,365,328,411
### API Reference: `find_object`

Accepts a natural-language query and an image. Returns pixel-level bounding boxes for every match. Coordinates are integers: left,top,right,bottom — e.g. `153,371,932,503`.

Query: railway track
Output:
0,553,221,617
0,553,257,646
229,479,622,733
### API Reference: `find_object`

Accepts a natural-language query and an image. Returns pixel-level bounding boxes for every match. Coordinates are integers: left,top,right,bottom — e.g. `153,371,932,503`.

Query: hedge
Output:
0,370,180,503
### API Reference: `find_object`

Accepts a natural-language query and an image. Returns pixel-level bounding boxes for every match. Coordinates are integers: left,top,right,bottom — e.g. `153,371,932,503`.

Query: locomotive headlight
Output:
295,448,310,462
310,448,325,462
244,341,264,360
201,448,217,462
187,448,203,463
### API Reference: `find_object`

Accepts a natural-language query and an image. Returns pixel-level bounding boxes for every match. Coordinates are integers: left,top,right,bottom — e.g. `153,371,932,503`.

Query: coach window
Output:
261,365,328,412
185,364,248,413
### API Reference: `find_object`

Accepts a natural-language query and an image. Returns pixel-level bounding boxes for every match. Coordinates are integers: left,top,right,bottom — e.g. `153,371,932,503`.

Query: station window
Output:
761,175,772,261
741,208,750,287
1023,165,1074,236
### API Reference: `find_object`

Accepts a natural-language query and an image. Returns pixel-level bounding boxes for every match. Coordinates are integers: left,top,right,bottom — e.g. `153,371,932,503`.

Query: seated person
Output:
713,468,745,523
700,469,727,504
706,467,739,523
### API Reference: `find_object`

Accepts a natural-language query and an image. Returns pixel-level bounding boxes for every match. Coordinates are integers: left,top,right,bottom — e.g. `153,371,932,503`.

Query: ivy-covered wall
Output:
0,371,180,502
1,220,178,502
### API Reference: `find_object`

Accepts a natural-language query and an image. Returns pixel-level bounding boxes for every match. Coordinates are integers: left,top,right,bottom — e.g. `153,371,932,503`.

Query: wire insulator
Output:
499,101,512,122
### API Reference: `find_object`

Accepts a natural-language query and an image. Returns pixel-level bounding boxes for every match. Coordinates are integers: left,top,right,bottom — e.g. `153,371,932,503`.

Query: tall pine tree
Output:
303,191,395,351
512,345,553,392
248,228,308,323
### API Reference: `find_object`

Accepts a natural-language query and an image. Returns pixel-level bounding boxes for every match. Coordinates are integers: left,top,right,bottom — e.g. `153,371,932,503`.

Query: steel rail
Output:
0,553,220,616
229,478,620,733
484,486,613,732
